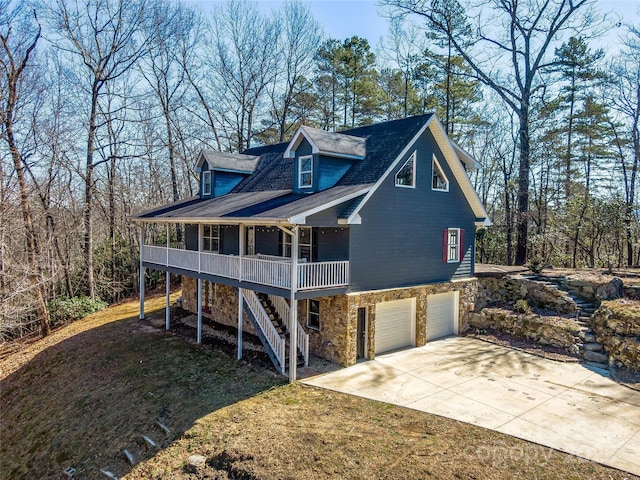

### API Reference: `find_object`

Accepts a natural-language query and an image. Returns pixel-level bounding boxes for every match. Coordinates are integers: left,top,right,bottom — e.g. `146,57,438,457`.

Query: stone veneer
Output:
181,276,478,368
181,277,257,335
301,279,478,367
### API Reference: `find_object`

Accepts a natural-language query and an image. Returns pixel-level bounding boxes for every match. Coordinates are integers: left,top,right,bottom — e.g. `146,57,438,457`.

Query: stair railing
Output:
267,294,309,367
241,289,286,374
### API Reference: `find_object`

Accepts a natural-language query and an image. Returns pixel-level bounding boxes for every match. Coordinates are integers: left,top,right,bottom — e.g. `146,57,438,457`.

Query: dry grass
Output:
1,294,637,480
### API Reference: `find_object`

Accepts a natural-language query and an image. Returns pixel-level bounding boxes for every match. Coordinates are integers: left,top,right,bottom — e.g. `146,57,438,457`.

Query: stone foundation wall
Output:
305,279,478,367
476,275,577,313
470,308,582,352
592,300,640,371
181,277,256,335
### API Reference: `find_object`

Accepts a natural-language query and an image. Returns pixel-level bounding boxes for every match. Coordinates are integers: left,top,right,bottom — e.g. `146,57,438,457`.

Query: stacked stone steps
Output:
523,274,609,369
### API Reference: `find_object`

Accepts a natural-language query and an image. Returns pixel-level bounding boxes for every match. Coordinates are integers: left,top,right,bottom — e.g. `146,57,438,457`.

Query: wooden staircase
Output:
240,289,307,375
257,293,305,370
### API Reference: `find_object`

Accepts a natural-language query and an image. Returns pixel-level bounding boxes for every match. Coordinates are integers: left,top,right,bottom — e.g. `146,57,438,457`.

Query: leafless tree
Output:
43,0,149,298
384,0,602,265
208,0,279,151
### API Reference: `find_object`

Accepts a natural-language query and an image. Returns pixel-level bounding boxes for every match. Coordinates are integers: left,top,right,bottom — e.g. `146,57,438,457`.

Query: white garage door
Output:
375,298,415,354
427,291,459,341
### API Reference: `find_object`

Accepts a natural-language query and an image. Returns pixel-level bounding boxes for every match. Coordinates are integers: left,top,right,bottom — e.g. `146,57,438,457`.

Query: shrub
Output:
526,257,545,274
48,296,108,326
514,299,531,314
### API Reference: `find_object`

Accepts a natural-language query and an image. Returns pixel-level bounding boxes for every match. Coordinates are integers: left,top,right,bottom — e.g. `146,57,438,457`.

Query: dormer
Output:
284,126,366,194
195,150,259,198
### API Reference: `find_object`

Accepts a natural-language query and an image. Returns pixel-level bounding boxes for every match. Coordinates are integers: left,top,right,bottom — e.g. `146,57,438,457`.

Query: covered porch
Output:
136,221,349,382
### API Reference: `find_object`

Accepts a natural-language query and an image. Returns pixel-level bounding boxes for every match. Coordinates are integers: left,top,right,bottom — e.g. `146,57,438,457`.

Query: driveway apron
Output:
303,336,640,476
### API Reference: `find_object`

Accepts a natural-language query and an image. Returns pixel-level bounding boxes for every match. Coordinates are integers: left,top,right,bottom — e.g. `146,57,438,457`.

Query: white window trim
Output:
307,299,320,330
394,151,416,189
447,228,460,263
202,170,212,196
432,155,449,192
202,224,220,253
298,155,313,189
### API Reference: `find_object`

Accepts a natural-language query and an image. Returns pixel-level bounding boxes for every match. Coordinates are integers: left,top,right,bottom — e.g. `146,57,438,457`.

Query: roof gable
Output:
345,115,490,224
195,150,260,174
283,126,366,160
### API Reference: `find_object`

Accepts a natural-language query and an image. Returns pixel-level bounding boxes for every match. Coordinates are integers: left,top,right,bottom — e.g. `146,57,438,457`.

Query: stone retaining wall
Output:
470,308,582,352
476,275,577,313
592,300,640,371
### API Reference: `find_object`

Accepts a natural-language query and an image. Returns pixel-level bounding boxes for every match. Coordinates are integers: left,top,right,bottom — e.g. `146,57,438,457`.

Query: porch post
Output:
238,224,245,281
139,227,145,320
197,278,202,344
237,288,243,359
166,224,170,330
289,225,299,382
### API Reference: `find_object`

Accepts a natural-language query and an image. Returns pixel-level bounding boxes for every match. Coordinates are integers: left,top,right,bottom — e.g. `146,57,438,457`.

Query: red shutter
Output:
459,229,465,261
442,229,449,263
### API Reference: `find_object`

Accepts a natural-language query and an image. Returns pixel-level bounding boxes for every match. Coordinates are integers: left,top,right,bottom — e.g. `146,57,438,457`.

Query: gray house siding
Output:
255,228,280,256
316,227,349,262
318,155,353,191
348,129,476,292
221,225,239,255
214,171,245,197
185,224,198,251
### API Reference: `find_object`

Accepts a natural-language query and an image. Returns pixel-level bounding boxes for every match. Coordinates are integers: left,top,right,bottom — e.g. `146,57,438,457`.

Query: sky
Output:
190,0,640,54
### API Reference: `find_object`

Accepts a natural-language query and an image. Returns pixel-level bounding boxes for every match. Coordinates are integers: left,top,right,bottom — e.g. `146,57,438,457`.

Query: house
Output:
133,114,490,381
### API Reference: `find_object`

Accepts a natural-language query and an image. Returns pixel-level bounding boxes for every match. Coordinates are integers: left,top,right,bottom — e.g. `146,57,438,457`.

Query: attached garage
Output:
426,291,459,341
375,298,416,354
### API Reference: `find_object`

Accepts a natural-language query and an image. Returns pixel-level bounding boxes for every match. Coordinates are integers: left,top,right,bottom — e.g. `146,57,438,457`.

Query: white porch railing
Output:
297,261,350,290
267,294,308,367
142,246,349,291
241,289,286,374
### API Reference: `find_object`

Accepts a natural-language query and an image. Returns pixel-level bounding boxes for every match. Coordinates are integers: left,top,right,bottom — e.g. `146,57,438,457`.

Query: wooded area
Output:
1,0,638,337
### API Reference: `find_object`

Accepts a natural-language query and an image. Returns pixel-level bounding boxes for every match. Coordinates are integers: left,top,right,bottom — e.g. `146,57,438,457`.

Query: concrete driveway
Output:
303,337,640,476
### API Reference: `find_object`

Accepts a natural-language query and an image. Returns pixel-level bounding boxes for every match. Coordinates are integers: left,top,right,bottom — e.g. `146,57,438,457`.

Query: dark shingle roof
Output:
134,114,435,223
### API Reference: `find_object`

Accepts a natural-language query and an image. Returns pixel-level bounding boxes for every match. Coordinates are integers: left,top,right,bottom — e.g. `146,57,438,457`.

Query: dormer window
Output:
432,156,449,191
298,155,313,188
395,152,416,188
202,171,212,196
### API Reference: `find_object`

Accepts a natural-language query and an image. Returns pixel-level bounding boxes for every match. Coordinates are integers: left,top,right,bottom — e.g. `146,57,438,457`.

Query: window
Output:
298,155,313,188
443,228,464,263
395,152,416,188
281,227,312,260
307,299,320,330
203,224,219,252
432,156,449,191
202,170,212,195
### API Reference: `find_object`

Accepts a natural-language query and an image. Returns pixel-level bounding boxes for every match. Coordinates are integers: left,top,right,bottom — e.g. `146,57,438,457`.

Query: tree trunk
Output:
6,121,50,336
84,86,97,299
515,103,530,265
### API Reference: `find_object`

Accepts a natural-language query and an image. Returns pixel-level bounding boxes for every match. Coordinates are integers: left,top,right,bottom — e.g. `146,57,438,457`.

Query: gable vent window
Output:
202,171,212,196
442,228,464,263
298,155,313,188
395,152,416,188
432,156,449,191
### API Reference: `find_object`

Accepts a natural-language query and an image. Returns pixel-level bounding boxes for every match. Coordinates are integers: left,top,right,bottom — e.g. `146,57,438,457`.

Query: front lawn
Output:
0,294,635,479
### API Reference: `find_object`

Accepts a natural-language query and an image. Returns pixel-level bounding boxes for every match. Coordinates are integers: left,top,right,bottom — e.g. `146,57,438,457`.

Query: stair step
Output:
585,361,609,372
583,333,596,342
584,342,603,352
584,350,608,363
